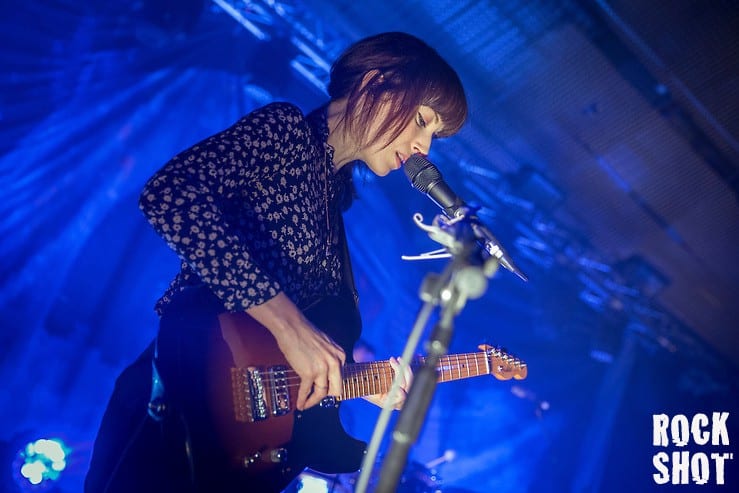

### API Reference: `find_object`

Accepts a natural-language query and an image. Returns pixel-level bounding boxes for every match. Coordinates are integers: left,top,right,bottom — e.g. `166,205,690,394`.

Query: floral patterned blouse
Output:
139,102,353,315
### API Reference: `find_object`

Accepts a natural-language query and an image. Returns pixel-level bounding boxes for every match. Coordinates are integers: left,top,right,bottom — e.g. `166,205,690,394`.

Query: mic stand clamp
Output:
374,211,499,493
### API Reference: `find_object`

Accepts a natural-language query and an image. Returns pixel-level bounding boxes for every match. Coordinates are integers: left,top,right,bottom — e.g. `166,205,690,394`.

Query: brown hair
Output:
328,32,468,150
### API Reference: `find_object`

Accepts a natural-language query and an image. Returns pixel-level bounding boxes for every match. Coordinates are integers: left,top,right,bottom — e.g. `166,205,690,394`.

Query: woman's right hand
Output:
246,292,346,410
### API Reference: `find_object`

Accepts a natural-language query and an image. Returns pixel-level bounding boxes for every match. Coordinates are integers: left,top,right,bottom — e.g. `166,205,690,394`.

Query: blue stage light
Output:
17,438,69,486
295,474,329,493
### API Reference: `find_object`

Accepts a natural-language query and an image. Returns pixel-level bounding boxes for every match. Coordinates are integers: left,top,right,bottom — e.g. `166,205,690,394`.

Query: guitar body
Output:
155,286,365,492
213,311,367,481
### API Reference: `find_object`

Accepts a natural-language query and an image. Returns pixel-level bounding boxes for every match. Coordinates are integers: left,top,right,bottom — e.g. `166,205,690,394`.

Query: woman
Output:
86,31,467,492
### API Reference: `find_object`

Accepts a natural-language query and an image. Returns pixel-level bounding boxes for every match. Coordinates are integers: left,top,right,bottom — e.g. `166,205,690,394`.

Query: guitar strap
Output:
337,213,359,308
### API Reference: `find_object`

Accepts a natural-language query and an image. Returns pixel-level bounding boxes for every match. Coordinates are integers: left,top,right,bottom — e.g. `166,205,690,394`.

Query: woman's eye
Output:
416,112,427,128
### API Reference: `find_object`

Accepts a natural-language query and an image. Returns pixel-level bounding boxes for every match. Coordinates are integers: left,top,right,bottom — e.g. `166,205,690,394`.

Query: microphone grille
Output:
403,154,441,194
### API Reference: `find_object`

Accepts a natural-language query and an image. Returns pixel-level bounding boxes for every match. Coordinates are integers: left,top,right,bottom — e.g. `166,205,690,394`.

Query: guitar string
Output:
251,353,523,377
248,353,524,383
231,356,526,413
247,355,525,390
250,352,521,375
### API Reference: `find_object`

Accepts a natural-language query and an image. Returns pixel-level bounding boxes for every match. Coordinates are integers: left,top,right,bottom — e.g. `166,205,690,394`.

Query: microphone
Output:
403,155,467,218
403,153,528,282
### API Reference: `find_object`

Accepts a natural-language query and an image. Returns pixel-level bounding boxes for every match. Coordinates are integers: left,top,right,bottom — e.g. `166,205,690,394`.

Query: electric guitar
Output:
158,296,527,491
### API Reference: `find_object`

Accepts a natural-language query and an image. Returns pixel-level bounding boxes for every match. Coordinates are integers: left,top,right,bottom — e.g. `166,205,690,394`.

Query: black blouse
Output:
139,102,353,315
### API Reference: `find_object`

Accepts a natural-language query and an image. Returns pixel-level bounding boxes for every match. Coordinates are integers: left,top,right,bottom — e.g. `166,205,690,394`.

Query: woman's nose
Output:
412,133,432,155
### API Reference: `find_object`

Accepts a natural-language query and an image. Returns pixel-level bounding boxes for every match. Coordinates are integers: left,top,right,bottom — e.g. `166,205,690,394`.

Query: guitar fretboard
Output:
340,351,490,400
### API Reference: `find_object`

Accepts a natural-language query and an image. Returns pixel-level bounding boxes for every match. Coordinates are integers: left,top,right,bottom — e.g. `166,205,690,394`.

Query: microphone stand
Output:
372,210,500,493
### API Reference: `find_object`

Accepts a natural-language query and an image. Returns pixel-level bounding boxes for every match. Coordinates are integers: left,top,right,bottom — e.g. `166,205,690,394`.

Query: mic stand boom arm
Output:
373,211,500,493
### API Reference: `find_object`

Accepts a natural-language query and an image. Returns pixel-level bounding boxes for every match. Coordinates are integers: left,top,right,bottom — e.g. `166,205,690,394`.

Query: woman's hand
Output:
247,292,345,410
364,356,413,410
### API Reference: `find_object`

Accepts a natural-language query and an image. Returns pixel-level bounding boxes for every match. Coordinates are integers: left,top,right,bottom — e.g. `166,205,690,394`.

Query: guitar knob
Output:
242,452,261,468
270,448,288,463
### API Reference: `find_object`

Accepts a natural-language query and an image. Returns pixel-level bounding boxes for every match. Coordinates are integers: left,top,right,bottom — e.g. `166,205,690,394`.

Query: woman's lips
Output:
395,152,406,169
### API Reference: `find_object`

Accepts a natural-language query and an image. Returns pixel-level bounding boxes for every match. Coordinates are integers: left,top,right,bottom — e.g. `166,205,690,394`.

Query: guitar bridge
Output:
231,367,268,422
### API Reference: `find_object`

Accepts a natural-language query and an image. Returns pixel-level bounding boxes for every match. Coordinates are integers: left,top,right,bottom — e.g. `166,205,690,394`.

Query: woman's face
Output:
358,104,444,177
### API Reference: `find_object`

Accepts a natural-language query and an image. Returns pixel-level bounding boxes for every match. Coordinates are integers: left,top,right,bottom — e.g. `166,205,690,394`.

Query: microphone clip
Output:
400,212,465,260
402,212,496,274
402,209,527,282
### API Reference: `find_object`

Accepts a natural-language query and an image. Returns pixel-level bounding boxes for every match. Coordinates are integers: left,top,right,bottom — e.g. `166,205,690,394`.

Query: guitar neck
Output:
341,352,490,401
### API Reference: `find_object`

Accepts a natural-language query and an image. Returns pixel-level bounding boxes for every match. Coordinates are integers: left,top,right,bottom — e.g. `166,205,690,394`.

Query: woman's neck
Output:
326,99,356,172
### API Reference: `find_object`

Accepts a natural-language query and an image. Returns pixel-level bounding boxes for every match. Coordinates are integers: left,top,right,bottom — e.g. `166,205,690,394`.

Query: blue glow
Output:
1,3,738,493
18,438,70,485
296,474,329,493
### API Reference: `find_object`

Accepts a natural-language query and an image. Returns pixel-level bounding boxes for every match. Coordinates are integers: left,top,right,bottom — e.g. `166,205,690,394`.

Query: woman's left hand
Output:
364,356,413,410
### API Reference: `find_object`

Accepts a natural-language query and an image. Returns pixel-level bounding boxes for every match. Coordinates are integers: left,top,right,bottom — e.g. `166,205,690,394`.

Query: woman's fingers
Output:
247,292,346,410
386,356,413,409
302,342,345,409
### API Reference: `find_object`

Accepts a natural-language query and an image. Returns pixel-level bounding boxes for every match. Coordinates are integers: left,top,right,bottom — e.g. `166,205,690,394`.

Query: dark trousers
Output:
84,341,193,493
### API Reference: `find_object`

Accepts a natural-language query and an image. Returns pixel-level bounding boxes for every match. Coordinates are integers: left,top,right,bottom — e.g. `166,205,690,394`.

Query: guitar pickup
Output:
269,365,291,416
